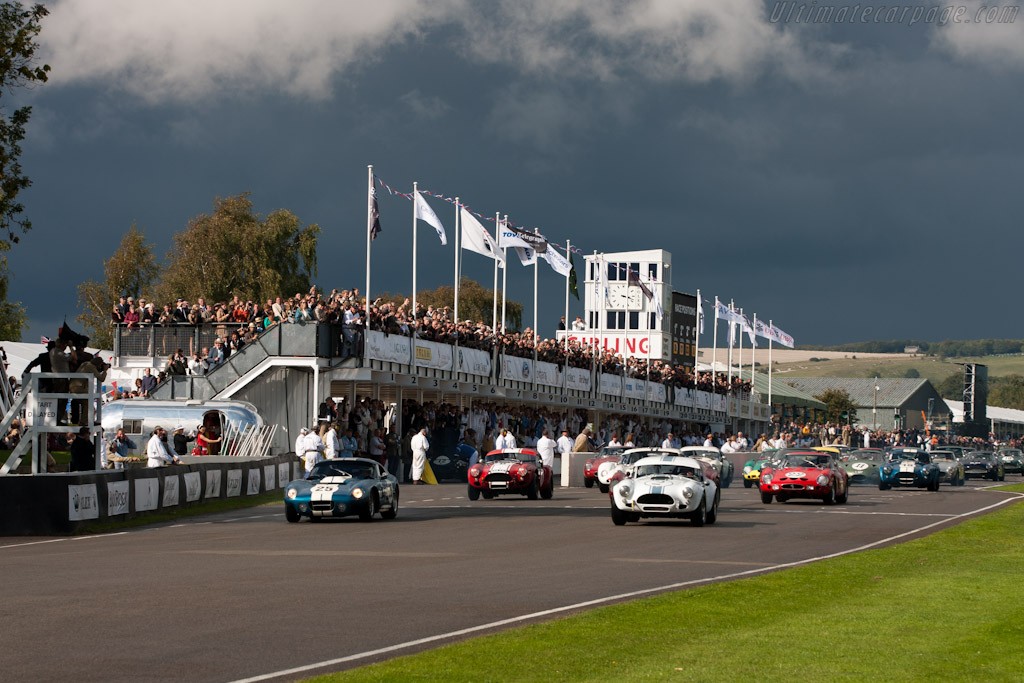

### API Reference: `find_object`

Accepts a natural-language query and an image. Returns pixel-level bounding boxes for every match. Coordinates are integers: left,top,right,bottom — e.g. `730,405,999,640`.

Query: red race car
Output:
468,448,554,500
584,446,627,490
759,449,849,505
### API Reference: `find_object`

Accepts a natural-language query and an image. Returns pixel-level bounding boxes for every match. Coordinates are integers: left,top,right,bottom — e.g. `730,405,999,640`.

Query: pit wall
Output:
0,453,301,536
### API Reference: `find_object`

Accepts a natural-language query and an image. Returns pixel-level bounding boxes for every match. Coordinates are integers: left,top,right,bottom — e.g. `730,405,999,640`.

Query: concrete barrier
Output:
0,453,301,535
560,451,594,487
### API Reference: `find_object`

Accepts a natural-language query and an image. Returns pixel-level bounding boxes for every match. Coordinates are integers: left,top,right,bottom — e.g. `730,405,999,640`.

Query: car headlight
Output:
762,473,772,485
817,475,828,486
883,466,892,474
743,465,752,474
619,485,631,497
286,488,298,500
469,466,481,477
352,488,364,499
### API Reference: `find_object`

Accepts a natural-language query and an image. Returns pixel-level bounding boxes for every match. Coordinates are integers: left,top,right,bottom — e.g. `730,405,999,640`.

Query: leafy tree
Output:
815,388,858,424
76,224,159,348
903,368,920,378
935,371,963,401
155,193,319,306
0,2,50,338
377,277,524,331
988,375,1024,411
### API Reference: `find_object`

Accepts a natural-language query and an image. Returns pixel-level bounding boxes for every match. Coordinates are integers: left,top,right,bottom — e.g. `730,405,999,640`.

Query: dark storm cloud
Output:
7,1,1024,346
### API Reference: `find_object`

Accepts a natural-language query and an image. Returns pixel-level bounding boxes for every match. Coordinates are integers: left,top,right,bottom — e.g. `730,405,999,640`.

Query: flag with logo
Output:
498,222,548,254
460,208,504,268
697,297,705,334
542,247,571,277
771,324,795,348
368,181,382,241
414,192,447,245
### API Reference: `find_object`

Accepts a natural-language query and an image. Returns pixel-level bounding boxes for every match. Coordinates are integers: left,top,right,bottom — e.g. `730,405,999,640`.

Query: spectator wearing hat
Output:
146,426,180,467
172,424,195,456
207,339,225,367
556,428,573,456
173,299,190,322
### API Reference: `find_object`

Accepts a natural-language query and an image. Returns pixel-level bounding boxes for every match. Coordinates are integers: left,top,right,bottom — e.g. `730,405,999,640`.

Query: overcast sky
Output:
9,0,1024,346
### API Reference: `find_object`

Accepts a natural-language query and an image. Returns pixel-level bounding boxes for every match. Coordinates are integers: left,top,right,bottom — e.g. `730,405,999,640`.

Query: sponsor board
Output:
646,382,666,403
264,464,276,490
456,347,491,376
501,355,533,382
365,330,412,364
226,469,242,498
162,475,180,507
68,484,100,521
414,340,454,371
565,367,591,392
535,361,562,387
623,378,646,401
107,480,130,516
246,468,261,495
135,478,159,512
205,469,222,499
292,461,302,481
278,463,290,487
674,387,695,408
183,472,201,502
695,391,713,411
599,373,623,397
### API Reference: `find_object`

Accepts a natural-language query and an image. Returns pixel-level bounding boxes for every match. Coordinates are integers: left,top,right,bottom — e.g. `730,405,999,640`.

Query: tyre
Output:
743,479,753,489
879,481,891,491
540,479,554,500
836,484,848,504
776,495,789,503
690,495,707,526
381,490,399,519
598,483,609,494
584,478,594,489
482,490,495,499
467,485,480,501
611,501,628,526
358,493,377,522
722,471,732,488
958,472,965,486
706,491,720,525
760,490,773,505
285,504,300,523
824,486,836,505
999,470,1006,482
526,477,540,500
928,476,940,492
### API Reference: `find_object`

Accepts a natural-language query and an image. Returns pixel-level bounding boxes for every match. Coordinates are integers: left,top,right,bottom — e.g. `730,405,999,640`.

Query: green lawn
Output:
772,353,1024,382
311,486,1024,683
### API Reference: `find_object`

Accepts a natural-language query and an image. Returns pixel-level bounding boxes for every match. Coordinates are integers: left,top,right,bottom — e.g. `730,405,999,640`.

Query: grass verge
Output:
77,492,281,534
312,489,1024,683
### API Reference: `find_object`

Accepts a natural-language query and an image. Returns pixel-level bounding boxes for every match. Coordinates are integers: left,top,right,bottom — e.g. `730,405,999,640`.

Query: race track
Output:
1,476,1019,682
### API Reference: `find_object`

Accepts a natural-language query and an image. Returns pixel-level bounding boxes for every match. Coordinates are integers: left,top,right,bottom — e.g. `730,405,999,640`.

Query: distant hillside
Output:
798,339,1024,358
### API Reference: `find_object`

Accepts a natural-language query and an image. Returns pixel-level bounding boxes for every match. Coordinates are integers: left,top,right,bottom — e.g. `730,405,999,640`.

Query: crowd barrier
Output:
0,453,299,535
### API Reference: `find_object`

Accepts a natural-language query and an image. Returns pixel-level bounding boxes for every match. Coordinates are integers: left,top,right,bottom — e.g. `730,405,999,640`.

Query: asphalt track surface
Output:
2,473,1020,683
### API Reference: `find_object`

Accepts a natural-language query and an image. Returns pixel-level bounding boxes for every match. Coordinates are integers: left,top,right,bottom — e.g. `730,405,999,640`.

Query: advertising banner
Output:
162,475,180,508
135,478,159,511
278,463,290,488
501,355,534,382
246,468,261,496
68,484,99,521
599,373,623,397
714,394,727,412
623,377,646,400
671,291,698,369
226,469,242,498
264,464,276,490
366,330,412,364
535,361,562,387
205,469,222,499
183,472,201,503
456,347,492,376
695,391,713,411
674,387,694,408
414,339,454,371
566,367,592,392
646,382,667,403
107,480,130,516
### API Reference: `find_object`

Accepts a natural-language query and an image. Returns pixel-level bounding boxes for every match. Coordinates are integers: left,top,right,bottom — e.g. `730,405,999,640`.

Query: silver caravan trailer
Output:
101,399,264,456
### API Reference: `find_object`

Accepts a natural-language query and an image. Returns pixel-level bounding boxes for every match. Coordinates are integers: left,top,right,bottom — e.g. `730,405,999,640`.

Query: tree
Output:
903,368,920,378
935,371,963,401
76,224,159,348
155,193,319,306
379,277,524,331
0,2,50,338
815,388,858,424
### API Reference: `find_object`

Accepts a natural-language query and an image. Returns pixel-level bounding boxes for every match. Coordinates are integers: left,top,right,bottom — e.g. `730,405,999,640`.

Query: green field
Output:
311,487,1024,683
771,354,1024,382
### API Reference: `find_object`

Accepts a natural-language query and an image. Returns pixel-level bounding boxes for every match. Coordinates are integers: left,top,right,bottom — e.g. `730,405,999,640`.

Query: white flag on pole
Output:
741,313,757,347
771,324,795,348
595,255,610,306
697,296,705,334
542,247,571,277
460,208,504,268
414,192,447,245
755,318,773,340
515,246,537,266
498,223,548,253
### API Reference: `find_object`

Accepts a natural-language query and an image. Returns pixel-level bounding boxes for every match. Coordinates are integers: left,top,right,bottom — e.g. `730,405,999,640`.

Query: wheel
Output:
540,479,554,500
999,470,1006,482
743,479,752,489
879,481,891,491
824,486,836,505
958,472,965,486
760,490,773,505
928,476,940,492
482,490,495,499
722,470,732,488
598,483,609,494
526,477,540,500
584,478,594,489
776,494,789,503
836,483,848,504
381,490,398,519
706,491,720,525
467,485,480,501
358,492,377,521
611,501,628,526
285,504,300,523
690,495,707,526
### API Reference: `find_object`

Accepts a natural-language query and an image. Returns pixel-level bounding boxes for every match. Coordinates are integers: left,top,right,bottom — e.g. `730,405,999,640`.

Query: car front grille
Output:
487,473,513,484
637,494,674,505
312,502,333,512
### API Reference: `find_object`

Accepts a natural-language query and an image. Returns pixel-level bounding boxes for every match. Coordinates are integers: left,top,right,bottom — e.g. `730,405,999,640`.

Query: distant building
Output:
783,377,950,431
904,345,920,354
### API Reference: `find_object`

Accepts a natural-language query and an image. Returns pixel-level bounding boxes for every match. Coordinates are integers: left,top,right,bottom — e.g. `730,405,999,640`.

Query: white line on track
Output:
0,532,128,550
228,492,1024,683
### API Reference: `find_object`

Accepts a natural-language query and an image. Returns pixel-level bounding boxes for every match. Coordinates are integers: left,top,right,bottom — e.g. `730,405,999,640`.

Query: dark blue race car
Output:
879,449,941,491
284,458,399,522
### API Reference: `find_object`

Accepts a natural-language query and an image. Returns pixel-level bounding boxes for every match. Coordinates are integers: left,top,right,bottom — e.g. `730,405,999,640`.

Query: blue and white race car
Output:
879,449,941,491
284,458,399,522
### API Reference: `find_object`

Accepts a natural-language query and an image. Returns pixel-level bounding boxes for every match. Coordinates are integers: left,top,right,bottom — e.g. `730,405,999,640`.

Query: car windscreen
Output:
687,450,720,460
781,454,824,468
485,452,537,464
845,451,883,463
635,464,700,478
312,462,375,479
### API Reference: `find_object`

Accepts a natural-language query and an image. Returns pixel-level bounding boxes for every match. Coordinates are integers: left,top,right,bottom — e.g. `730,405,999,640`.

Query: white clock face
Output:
608,284,627,308
626,288,644,310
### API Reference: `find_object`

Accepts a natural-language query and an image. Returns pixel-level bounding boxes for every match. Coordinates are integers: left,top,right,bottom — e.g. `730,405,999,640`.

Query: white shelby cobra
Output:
610,455,720,526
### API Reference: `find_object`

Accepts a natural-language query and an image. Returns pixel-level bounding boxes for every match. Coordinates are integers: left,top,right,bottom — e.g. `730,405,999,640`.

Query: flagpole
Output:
751,313,758,384
492,212,499,333
563,239,571,391
412,181,418,340
501,215,508,332
712,295,719,391
727,299,735,385
453,197,460,373
365,164,373,368
694,288,701,376
768,318,774,411
738,306,744,389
